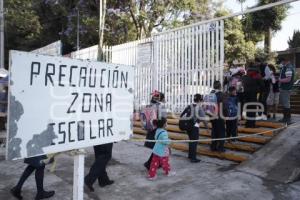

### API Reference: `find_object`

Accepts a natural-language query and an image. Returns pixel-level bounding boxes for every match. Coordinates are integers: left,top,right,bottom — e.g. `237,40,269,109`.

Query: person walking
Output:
278,57,295,124
141,91,167,170
180,94,208,163
10,155,55,200
85,143,114,192
148,118,173,180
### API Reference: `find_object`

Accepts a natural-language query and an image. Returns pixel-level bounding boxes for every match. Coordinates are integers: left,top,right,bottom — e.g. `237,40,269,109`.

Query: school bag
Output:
225,96,238,118
140,104,158,131
179,105,195,132
203,92,218,116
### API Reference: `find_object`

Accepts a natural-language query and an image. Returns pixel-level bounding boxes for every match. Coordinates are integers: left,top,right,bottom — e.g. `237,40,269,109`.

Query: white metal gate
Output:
153,21,224,113
69,20,224,113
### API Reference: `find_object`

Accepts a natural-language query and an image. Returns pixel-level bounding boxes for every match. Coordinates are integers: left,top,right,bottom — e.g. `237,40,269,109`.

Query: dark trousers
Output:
211,118,225,151
15,162,45,193
244,93,257,128
226,119,238,140
144,129,156,169
238,92,244,115
187,127,199,159
144,130,156,149
85,143,113,186
260,82,270,115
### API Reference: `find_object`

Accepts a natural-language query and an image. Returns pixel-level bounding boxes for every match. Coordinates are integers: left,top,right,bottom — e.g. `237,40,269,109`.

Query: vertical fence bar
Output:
220,20,224,88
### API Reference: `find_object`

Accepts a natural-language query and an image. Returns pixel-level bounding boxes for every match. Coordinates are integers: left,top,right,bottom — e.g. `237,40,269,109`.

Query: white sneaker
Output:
167,171,176,177
148,176,157,181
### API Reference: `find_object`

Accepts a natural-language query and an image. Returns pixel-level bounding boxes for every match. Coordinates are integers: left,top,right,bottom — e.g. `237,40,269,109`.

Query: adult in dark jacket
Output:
241,66,265,128
85,143,114,192
11,155,55,200
180,94,208,163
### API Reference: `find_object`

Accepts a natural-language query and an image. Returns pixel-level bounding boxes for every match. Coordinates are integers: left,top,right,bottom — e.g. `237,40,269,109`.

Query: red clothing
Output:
148,154,171,178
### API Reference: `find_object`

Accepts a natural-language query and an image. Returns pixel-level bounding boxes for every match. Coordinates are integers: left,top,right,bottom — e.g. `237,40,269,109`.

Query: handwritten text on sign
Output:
7,51,134,160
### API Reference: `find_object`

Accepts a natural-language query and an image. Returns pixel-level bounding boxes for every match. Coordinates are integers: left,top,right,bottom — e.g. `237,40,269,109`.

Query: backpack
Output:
179,105,195,132
203,92,218,116
225,96,238,118
140,104,158,131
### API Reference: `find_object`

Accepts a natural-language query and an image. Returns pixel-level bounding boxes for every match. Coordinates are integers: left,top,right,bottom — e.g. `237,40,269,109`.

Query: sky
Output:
224,0,300,51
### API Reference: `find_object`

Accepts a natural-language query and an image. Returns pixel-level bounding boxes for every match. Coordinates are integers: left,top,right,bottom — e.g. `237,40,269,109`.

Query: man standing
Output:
278,58,295,124
85,143,114,192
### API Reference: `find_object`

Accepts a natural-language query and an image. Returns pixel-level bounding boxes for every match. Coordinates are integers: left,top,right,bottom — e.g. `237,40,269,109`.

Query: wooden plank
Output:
170,143,248,163
0,112,7,117
131,134,249,162
134,121,274,137
134,125,268,144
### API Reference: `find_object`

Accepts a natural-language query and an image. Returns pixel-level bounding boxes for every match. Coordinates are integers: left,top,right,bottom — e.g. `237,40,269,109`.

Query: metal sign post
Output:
72,149,86,200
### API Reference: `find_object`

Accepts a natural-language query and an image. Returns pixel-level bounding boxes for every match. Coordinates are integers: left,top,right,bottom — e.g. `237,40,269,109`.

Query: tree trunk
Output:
264,28,272,57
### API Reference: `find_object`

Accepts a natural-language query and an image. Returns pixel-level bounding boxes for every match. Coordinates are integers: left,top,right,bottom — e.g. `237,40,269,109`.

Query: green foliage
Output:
215,10,256,64
242,0,289,54
288,30,300,49
5,0,42,51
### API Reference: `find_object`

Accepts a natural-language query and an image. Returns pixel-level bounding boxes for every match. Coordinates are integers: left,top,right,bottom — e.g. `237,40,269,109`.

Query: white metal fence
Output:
70,45,112,62
31,40,62,56
153,21,224,112
111,38,153,110
70,20,224,113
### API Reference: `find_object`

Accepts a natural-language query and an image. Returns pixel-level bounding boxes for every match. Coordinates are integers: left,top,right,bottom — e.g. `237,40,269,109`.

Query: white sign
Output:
7,51,134,160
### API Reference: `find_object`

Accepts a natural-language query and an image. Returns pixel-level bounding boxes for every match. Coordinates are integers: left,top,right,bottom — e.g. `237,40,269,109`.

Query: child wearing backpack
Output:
225,86,239,142
148,118,173,180
141,91,167,170
205,81,226,152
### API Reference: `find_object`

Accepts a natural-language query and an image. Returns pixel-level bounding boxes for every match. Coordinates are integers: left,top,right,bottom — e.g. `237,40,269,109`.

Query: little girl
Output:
148,118,172,180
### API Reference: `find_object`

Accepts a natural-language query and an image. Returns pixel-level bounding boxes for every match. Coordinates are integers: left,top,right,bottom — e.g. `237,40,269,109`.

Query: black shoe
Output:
210,147,217,152
218,149,226,153
35,190,55,200
84,178,94,192
99,180,114,187
10,187,22,200
190,158,201,163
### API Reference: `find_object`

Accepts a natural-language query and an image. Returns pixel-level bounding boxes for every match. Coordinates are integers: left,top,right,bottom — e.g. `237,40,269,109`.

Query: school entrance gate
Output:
71,20,225,113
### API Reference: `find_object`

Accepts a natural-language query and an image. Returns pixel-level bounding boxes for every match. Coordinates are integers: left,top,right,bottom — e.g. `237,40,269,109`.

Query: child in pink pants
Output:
148,118,172,180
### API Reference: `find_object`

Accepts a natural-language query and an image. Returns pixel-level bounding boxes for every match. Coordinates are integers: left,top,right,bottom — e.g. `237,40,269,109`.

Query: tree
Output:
236,0,246,12
106,0,218,40
5,0,42,55
215,10,256,64
288,30,300,49
5,0,223,57
243,0,288,56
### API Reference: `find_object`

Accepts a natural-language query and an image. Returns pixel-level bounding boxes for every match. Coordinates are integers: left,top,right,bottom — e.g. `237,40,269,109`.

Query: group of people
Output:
10,57,295,197
225,57,295,126
141,57,295,180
